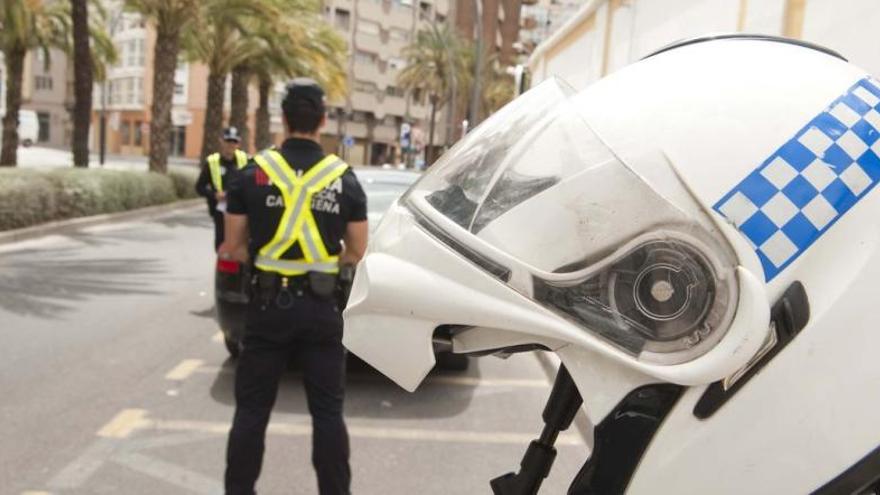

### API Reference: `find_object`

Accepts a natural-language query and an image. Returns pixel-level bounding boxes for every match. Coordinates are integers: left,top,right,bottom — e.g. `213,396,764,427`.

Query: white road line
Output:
164,359,204,381
145,418,584,446
21,491,53,495
428,376,549,388
46,438,118,489
113,452,223,495
97,409,149,439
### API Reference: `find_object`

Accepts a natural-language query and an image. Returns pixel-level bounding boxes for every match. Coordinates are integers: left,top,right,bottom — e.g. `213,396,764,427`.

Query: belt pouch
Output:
307,271,338,300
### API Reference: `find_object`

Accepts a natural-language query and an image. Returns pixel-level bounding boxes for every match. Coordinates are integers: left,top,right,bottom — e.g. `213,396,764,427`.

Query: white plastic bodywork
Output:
344,38,880,492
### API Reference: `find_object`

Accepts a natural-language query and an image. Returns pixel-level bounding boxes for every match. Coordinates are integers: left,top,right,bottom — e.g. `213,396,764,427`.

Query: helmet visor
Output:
403,78,739,364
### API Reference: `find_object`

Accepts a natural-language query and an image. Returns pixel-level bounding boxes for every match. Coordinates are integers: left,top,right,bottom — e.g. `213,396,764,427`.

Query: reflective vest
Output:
207,149,249,192
253,148,349,276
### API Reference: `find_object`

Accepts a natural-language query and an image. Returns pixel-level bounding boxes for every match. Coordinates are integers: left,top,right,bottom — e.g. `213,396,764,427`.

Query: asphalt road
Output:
0,206,589,495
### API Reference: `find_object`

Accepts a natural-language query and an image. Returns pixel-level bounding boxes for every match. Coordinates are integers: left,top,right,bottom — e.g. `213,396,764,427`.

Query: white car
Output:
0,109,39,147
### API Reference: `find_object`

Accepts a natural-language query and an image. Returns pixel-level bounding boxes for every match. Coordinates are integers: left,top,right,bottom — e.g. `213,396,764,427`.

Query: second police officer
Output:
219,78,368,495
195,126,249,250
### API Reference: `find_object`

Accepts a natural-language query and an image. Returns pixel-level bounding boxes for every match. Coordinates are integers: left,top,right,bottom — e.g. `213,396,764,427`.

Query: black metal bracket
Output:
490,365,583,495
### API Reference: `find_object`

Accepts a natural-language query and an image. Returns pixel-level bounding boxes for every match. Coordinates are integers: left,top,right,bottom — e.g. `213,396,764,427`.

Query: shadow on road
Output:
209,355,477,420
155,210,212,229
0,245,166,319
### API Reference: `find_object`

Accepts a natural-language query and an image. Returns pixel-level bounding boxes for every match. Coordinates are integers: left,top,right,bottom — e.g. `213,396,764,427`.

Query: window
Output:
126,40,136,66
124,78,134,104
358,20,380,36
354,80,377,94
419,1,432,20
120,120,131,145
133,120,143,146
136,39,145,66
335,9,350,30
34,76,53,91
37,112,50,142
389,29,409,42
385,86,405,98
388,57,406,70
135,78,144,104
355,50,376,65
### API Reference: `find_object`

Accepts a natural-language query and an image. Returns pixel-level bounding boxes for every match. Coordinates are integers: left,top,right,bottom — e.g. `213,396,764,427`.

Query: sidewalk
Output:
14,145,199,171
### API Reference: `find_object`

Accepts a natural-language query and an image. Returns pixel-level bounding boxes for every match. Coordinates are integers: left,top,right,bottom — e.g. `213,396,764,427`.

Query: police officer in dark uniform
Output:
195,126,249,250
219,79,368,495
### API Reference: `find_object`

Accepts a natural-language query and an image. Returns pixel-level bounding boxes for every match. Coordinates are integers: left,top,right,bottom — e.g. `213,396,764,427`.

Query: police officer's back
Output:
220,79,368,495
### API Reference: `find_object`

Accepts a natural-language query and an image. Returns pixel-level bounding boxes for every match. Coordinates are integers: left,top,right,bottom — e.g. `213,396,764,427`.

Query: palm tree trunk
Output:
426,95,437,165
200,71,226,160
0,46,26,166
229,66,250,152
71,0,94,168
255,76,272,150
149,23,182,174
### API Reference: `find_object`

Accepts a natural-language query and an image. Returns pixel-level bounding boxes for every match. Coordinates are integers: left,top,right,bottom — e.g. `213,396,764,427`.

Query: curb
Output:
0,198,204,245
534,350,593,446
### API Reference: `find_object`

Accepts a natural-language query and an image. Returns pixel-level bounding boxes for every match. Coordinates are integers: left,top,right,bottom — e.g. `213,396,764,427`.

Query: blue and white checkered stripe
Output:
715,77,880,282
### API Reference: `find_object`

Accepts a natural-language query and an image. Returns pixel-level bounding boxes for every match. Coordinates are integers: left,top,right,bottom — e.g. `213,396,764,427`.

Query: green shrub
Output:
0,167,198,231
169,167,200,199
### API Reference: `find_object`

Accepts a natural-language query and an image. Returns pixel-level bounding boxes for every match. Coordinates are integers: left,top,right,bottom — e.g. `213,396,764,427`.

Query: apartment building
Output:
91,5,249,160
0,48,74,148
519,0,588,55
319,0,450,165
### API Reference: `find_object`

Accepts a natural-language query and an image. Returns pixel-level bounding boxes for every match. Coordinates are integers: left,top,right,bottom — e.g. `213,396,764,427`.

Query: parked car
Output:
0,109,39,147
213,167,470,370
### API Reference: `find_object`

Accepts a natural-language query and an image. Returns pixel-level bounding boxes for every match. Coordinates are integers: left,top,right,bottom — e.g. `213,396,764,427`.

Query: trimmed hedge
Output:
0,167,199,231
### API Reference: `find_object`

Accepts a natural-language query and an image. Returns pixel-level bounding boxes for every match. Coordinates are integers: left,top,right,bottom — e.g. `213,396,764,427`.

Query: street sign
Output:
343,134,354,148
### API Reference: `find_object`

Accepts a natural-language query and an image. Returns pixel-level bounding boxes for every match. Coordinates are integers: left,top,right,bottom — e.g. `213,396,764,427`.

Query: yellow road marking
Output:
164,359,204,381
97,409,149,439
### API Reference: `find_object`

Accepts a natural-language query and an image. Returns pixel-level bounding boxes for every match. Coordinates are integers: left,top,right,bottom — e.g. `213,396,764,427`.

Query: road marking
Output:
211,331,223,343
145,417,584,446
97,409,149,439
428,376,549,388
114,452,223,495
47,438,118,489
165,359,204,381
21,491,53,495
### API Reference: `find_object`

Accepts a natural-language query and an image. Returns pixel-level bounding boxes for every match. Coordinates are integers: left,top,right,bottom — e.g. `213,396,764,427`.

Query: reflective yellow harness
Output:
253,149,349,276
207,149,249,192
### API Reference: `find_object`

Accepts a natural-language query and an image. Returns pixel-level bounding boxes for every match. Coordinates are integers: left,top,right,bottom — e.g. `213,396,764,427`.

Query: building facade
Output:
318,0,451,165
0,48,74,148
527,0,880,91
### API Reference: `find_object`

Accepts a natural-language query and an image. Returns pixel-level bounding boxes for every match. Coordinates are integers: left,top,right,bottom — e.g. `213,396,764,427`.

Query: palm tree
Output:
70,0,93,168
397,22,468,164
0,0,69,166
70,0,116,167
239,10,347,151
125,0,199,173
184,0,278,160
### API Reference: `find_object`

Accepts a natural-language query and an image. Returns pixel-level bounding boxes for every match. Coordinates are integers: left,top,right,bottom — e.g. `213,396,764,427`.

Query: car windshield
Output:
357,170,419,226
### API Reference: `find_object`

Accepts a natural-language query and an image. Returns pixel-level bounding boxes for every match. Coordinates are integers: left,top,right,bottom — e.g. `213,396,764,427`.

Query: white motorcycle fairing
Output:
345,36,880,493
